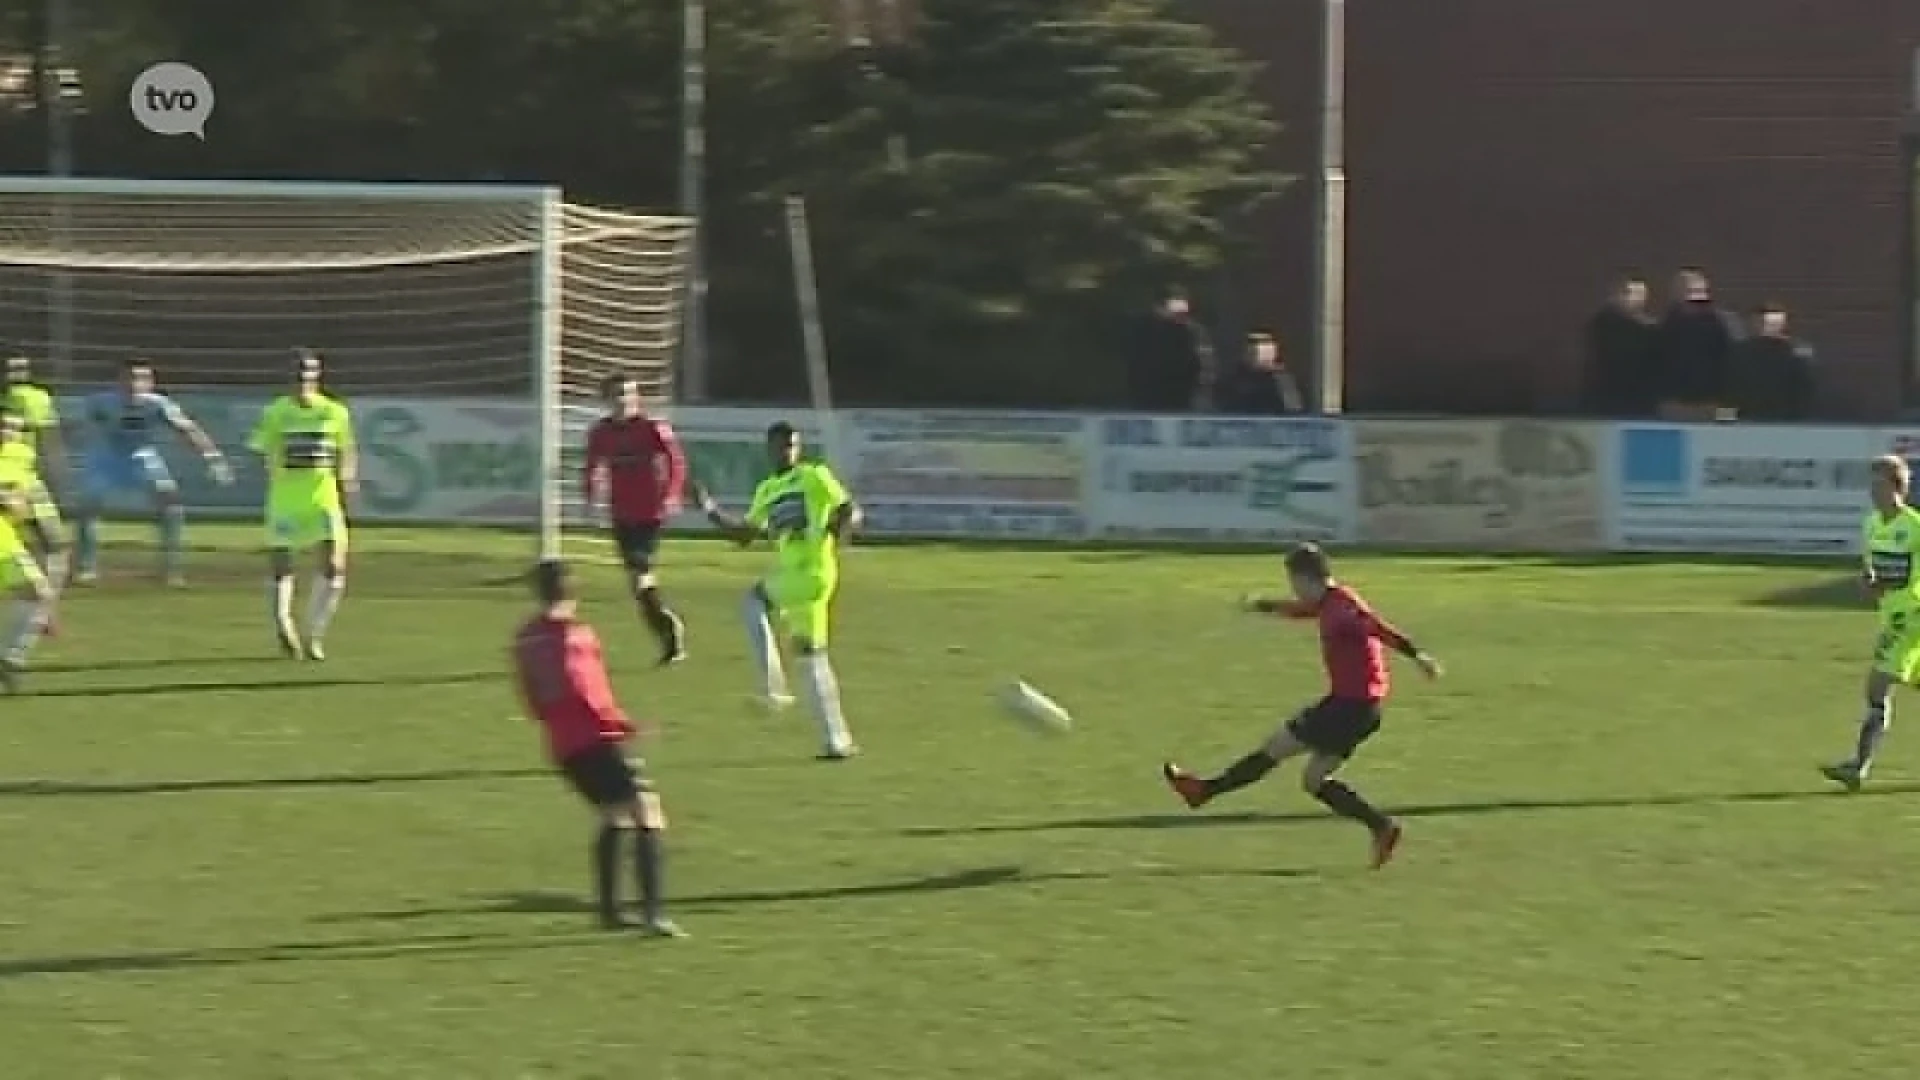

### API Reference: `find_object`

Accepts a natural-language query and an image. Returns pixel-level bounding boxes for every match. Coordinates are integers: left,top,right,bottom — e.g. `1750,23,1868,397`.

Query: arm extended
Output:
695,486,761,548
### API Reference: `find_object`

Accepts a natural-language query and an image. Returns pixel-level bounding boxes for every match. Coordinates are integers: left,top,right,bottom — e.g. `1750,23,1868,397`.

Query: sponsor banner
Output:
1609,423,1876,554
355,398,543,522
842,410,1090,540
1089,415,1352,543
1352,418,1605,550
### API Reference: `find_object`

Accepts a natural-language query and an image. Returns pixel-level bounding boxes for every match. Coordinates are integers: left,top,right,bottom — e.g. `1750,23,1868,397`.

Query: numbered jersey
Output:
746,462,850,578
1863,506,1920,612
249,393,353,508
85,390,184,456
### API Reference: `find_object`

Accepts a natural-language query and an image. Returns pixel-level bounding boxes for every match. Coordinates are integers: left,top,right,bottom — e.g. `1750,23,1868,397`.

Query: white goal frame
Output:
0,176,694,560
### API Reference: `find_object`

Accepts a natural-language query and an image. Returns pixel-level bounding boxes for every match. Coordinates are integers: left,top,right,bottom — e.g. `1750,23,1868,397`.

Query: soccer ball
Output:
999,679,1073,734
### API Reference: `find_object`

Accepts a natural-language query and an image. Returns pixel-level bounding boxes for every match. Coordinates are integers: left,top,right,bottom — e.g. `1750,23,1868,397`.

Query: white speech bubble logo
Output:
130,62,214,139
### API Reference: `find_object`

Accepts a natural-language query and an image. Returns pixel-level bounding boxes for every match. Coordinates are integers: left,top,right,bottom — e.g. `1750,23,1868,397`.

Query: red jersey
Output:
1289,584,1411,702
512,614,633,762
583,414,685,525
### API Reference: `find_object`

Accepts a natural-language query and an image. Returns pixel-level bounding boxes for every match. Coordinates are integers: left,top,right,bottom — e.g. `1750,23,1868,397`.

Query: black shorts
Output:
610,522,662,572
1286,696,1382,759
559,743,647,807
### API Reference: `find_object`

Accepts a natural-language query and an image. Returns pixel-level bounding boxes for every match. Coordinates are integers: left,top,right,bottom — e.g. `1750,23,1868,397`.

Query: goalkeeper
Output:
248,349,356,660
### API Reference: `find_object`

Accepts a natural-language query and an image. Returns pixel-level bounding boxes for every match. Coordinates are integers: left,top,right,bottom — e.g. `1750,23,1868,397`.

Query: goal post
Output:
0,177,694,560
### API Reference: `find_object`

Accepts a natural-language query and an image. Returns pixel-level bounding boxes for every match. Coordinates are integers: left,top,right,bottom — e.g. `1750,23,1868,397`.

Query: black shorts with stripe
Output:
559,743,648,807
1286,696,1383,759
610,522,662,572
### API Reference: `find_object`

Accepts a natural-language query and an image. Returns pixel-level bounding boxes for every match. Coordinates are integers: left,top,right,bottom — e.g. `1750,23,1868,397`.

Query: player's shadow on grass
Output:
317,864,1316,925
19,670,499,699
33,655,292,674
0,928,612,981
1751,576,1866,611
0,766,547,798
902,783,1920,836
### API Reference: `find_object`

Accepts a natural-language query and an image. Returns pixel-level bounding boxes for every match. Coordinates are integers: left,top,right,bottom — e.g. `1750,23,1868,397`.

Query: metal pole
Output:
1311,0,1347,415
44,0,74,383
678,0,709,403
1903,48,1920,409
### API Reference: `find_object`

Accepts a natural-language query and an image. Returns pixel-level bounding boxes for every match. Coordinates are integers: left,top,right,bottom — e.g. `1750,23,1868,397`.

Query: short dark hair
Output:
766,421,798,443
294,347,322,378
530,559,572,606
1283,542,1332,580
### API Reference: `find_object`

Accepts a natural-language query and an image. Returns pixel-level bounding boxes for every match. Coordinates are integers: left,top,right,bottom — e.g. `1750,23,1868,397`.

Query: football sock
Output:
305,573,344,642
4,595,48,662
42,548,68,586
1854,699,1892,771
637,586,681,649
158,504,185,578
741,589,788,698
593,824,622,919
1313,778,1392,832
1207,750,1278,797
634,827,666,922
269,575,296,630
801,652,854,750
74,517,98,574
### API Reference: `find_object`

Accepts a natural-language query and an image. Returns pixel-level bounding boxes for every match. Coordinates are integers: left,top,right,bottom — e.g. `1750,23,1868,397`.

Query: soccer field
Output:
1,526,1911,1079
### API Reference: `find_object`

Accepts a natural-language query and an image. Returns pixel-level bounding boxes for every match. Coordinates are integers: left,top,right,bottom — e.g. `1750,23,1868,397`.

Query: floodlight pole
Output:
43,0,74,381
678,0,710,402
1903,47,1920,410
1310,0,1347,415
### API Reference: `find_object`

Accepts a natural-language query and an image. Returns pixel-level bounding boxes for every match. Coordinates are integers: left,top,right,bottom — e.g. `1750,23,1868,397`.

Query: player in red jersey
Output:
582,375,688,665
1161,543,1442,869
512,559,683,936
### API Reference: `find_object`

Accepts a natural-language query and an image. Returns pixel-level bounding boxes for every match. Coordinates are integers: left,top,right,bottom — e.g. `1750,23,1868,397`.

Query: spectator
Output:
1728,304,1815,421
1127,288,1215,412
1654,268,1740,420
1221,332,1305,415
1580,277,1658,416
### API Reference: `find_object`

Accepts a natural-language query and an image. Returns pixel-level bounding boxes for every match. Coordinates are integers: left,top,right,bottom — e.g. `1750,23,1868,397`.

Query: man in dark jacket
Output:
1127,289,1215,412
1654,269,1740,419
1220,332,1306,415
1728,305,1816,421
1580,277,1657,416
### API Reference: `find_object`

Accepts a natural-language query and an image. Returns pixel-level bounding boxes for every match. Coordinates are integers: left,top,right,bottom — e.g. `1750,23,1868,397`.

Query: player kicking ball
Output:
2,355,71,588
1162,543,1441,868
248,350,355,660
1825,454,1920,790
697,422,861,760
73,359,232,586
582,375,687,665
512,560,683,937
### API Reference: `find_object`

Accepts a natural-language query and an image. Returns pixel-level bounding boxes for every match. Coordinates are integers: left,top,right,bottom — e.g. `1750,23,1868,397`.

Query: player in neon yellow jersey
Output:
1828,454,1920,790
247,349,356,660
0,438,56,690
1,355,69,582
698,422,862,760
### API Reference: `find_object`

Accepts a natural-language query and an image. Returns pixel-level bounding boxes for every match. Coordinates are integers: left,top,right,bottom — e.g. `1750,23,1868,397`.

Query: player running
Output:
0,441,57,690
73,359,232,586
1161,543,1442,868
1,356,71,586
697,422,862,760
512,559,684,937
1824,454,1920,790
248,349,355,660
582,374,687,665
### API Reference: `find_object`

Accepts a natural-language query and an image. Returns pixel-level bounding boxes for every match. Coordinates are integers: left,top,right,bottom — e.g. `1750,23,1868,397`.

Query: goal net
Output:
0,178,694,558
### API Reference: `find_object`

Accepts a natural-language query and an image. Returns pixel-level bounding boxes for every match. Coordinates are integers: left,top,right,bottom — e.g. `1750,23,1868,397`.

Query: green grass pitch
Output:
1,524,1912,1079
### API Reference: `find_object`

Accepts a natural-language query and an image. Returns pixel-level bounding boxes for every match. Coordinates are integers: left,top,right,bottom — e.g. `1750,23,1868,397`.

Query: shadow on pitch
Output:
901,783,1920,837
17,669,499,699
1751,576,1865,611
0,766,548,798
33,655,293,675
317,863,1316,926
0,928,614,981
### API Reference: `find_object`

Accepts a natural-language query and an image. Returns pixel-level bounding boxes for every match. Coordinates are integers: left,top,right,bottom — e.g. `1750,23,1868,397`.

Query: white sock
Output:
306,573,344,642
741,589,788,698
270,575,295,630
5,595,49,662
800,652,853,751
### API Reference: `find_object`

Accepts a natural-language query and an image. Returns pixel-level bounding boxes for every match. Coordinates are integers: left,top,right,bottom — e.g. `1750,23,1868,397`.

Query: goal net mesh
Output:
0,184,692,536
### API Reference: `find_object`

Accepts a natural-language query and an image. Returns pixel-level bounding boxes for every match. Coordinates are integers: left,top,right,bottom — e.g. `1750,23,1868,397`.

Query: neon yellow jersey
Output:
0,447,36,537
1863,506,1920,612
248,393,353,511
746,462,851,578
0,439,36,475
2,383,56,431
